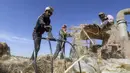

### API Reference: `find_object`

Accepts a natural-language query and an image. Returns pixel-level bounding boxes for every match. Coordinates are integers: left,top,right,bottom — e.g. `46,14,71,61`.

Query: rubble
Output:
0,55,73,73
68,17,130,72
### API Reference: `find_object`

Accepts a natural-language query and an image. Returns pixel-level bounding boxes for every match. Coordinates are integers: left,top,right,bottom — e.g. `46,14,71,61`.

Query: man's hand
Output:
44,25,52,32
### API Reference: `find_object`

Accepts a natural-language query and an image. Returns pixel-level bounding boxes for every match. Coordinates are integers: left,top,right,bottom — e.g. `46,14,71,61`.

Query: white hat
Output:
45,6,54,13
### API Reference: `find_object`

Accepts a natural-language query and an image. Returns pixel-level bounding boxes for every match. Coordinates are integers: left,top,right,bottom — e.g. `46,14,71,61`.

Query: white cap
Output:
45,6,54,13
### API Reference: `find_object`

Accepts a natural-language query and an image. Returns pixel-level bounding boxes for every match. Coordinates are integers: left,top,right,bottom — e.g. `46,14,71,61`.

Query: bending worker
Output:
98,12,114,29
31,6,54,60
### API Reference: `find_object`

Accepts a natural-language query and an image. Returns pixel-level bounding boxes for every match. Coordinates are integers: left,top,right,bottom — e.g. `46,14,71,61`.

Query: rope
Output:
41,37,76,52
48,40,53,73
61,42,67,70
82,28,95,45
63,39,82,73
33,48,38,73
41,37,82,73
64,55,86,73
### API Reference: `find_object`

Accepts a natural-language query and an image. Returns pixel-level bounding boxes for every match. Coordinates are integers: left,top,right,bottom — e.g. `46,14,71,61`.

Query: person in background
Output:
98,12,114,29
53,24,70,59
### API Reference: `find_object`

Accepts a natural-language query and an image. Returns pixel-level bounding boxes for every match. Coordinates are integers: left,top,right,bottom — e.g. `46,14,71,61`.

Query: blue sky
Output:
0,0,130,57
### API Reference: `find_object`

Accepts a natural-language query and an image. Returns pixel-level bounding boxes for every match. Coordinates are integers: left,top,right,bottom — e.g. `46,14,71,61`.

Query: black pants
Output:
31,30,53,60
31,31,42,60
53,40,65,59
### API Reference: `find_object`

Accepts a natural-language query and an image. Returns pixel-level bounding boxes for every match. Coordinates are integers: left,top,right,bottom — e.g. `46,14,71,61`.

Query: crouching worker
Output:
53,24,70,59
30,6,54,60
98,12,114,29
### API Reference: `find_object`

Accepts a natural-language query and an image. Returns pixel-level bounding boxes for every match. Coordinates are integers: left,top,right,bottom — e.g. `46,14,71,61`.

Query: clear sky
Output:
0,0,130,57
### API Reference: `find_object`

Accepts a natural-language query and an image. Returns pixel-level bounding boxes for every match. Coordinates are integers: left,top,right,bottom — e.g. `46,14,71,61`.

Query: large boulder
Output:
0,42,10,59
72,57,101,73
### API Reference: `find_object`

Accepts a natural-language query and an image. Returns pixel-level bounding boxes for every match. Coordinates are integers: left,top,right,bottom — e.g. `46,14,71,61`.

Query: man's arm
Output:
47,25,54,38
34,14,45,31
38,14,45,25
34,15,45,29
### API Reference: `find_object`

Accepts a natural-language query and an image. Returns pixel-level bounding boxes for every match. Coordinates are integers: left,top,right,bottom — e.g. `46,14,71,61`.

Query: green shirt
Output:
59,29,67,39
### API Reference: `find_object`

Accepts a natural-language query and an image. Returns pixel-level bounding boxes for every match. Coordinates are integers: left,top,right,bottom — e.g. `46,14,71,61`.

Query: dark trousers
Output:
31,31,42,60
31,30,53,60
53,41,65,59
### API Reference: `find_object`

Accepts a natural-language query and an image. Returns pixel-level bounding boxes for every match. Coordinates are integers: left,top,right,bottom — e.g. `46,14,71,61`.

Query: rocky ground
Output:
0,55,73,73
